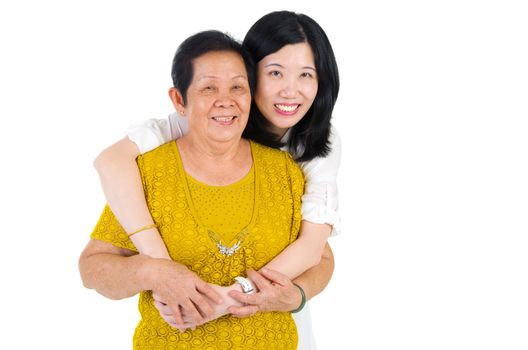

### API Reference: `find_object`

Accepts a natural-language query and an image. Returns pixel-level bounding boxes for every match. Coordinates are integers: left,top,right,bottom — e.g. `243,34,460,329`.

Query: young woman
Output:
94,11,340,349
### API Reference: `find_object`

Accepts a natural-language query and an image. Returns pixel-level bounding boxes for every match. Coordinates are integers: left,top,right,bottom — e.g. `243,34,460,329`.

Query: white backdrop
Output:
1,1,527,349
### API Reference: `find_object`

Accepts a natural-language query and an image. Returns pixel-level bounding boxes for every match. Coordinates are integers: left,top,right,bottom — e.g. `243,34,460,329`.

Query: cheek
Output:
303,82,318,102
239,94,252,114
255,85,275,111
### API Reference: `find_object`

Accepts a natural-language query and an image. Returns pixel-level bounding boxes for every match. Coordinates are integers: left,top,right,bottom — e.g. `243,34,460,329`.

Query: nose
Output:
279,76,298,99
214,89,235,108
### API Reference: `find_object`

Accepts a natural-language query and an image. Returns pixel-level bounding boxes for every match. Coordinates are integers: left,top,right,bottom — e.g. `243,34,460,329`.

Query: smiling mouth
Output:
212,116,237,122
274,104,300,113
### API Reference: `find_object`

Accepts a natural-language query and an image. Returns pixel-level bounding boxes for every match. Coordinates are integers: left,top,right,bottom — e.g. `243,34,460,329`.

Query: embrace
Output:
79,11,341,350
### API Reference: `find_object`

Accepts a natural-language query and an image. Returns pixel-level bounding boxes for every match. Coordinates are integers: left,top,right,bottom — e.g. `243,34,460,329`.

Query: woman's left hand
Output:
227,268,302,317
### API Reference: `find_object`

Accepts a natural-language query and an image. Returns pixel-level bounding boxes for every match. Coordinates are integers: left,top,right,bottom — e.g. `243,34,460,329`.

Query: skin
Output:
90,42,336,329
152,44,334,327
81,51,253,329
254,43,319,138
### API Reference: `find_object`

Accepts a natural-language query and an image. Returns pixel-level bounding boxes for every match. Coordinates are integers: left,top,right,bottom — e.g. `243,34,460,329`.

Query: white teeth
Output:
275,104,299,112
213,116,236,122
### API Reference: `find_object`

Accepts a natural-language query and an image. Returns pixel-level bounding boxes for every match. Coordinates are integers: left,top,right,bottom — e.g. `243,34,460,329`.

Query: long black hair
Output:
242,11,340,162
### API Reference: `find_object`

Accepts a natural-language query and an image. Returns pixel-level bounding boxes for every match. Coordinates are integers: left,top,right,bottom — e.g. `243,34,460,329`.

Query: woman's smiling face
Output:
170,50,251,144
254,42,319,138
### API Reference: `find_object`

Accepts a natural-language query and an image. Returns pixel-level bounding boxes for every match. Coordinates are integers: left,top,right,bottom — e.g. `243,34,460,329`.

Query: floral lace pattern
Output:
91,140,304,349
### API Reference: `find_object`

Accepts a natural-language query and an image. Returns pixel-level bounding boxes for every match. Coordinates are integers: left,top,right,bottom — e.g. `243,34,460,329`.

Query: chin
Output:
208,132,243,143
273,119,298,130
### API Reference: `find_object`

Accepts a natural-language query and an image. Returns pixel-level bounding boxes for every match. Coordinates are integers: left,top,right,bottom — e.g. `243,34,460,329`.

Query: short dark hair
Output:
242,11,340,162
171,30,255,104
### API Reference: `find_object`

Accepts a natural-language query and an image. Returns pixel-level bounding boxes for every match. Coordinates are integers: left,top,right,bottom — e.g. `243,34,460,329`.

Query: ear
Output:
168,87,186,116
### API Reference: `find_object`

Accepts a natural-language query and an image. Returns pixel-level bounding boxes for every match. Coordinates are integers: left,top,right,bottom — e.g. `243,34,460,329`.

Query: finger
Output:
182,312,195,324
196,281,223,304
257,268,290,287
154,300,174,316
247,269,274,291
169,319,194,332
152,293,167,305
228,304,259,318
228,290,261,305
160,314,182,330
170,305,184,326
180,298,205,325
190,293,215,320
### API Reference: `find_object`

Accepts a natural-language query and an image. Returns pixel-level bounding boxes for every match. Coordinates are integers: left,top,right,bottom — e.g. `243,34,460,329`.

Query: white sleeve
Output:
125,112,189,154
299,126,342,236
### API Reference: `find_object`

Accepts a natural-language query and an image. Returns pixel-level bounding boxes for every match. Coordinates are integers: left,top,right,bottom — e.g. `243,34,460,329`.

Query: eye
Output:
202,85,216,93
300,72,314,79
269,70,282,78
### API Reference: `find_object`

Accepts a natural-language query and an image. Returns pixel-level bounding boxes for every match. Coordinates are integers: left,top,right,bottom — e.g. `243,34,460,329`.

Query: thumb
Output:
258,268,290,287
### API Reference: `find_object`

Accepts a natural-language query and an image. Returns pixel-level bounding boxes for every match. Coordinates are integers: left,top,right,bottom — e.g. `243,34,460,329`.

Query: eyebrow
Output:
197,74,247,81
264,63,316,71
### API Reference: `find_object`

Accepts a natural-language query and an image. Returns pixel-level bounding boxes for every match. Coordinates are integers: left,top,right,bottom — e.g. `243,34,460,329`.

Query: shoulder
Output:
328,125,342,154
137,141,177,170
251,140,297,167
300,125,341,180
251,140,286,157
251,140,304,182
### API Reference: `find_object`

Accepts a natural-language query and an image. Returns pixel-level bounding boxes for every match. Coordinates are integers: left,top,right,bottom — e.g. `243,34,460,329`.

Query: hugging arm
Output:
93,118,340,325
79,238,223,327
94,137,170,259
228,242,334,316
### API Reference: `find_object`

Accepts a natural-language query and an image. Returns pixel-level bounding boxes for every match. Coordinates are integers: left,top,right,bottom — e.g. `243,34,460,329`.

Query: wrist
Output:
228,283,244,293
136,254,159,291
290,283,306,313
234,276,256,294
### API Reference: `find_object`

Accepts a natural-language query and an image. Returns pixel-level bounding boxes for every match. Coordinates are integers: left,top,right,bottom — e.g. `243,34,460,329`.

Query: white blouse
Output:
126,112,342,236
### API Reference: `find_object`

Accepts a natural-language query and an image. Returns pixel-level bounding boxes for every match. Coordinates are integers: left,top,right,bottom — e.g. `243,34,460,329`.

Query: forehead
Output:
191,51,247,82
259,42,315,67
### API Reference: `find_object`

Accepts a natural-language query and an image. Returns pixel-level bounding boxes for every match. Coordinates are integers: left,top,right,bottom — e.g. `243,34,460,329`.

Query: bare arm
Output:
79,238,222,325
293,242,334,300
94,137,243,328
227,242,335,316
263,220,332,280
94,137,170,259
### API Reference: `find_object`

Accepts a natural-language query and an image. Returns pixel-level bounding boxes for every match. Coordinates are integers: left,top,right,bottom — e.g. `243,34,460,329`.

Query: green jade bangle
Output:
291,283,306,313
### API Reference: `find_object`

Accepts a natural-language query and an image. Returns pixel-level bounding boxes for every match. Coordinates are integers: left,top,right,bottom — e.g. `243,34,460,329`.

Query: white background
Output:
1,0,527,349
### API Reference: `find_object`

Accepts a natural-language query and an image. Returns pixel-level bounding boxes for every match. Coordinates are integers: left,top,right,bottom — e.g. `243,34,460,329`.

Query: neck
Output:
270,126,289,140
265,120,289,140
178,132,246,163
177,133,252,186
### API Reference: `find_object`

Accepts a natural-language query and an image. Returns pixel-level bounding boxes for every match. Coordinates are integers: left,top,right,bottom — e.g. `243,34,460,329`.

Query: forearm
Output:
129,230,171,259
292,242,334,300
79,242,155,300
207,283,244,319
94,138,170,259
94,137,154,232
264,221,331,280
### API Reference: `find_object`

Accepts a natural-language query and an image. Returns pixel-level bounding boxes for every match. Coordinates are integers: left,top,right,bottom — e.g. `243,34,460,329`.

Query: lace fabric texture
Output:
91,140,304,349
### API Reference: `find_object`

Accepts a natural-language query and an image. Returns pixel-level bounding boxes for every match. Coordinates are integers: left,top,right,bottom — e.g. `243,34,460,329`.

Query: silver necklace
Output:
208,227,249,257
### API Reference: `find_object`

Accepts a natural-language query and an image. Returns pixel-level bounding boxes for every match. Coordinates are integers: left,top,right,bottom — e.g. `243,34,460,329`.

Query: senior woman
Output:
79,30,304,349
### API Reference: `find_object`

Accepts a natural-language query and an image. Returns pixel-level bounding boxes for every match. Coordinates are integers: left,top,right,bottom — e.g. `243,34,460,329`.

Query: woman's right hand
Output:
154,283,244,331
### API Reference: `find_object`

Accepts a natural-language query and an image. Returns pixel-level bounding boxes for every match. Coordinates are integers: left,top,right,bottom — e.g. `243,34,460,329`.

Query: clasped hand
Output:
153,267,301,332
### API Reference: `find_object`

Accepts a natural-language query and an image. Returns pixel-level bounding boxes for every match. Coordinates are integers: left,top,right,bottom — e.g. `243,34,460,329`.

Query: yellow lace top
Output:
185,163,254,244
91,140,304,350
